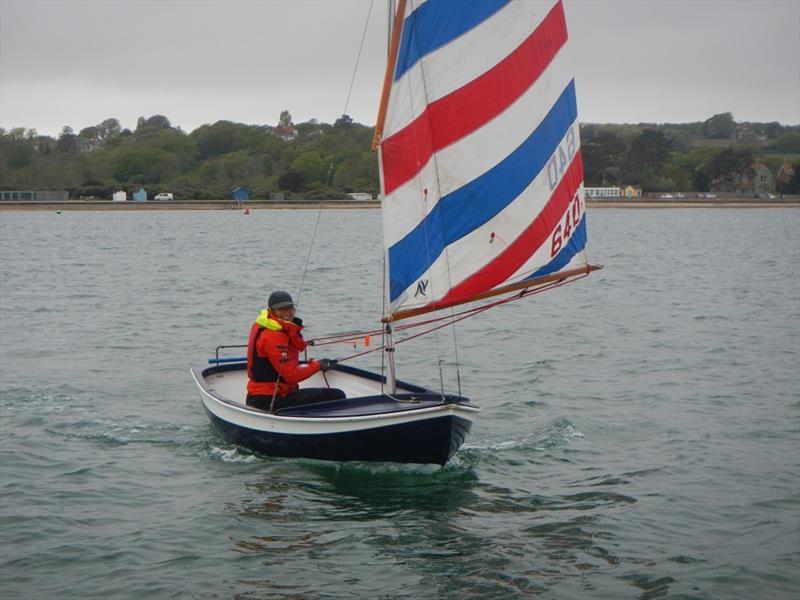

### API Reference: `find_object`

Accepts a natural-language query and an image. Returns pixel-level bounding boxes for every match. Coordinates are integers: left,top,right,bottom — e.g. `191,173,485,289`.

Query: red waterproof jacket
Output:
246,310,321,397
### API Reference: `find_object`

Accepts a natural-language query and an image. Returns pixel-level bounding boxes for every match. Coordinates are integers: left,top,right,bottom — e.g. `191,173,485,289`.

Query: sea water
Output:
1,208,798,599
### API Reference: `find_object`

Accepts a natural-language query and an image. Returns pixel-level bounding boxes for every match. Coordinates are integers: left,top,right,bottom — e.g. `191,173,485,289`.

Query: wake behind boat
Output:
191,360,479,466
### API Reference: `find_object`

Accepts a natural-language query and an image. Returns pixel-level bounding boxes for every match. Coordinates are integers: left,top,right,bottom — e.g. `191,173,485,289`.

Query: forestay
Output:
375,0,595,321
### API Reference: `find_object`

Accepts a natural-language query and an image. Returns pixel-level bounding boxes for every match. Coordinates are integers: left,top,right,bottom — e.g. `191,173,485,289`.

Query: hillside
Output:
1,111,798,198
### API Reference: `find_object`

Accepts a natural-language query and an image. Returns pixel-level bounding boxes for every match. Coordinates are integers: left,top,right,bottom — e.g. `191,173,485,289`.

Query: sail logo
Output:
546,127,577,192
414,280,429,297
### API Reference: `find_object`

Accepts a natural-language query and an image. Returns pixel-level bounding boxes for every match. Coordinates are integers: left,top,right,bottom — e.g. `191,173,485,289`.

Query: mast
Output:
373,0,406,149
377,0,406,393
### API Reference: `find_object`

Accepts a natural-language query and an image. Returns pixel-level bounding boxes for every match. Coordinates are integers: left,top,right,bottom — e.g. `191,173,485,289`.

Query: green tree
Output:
56,127,78,154
702,112,735,139
109,147,176,183
97,118,121,140
5,143,34,168
136,114,172,133
773,132,800,153
278,170,306,192
622,129,673,186
334,114,354,129
582,129,627,185
290,150,328,185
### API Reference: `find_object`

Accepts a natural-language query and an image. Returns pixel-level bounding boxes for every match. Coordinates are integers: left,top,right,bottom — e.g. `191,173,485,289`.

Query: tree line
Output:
582,113,800,193
0,113,376,200
1,111,799,199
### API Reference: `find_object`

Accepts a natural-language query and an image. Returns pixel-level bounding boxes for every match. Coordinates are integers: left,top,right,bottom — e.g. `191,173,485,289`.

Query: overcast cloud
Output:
1,0,798,138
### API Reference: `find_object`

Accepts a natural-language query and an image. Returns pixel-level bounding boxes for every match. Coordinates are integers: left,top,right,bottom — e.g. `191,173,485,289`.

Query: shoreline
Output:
0,199,798,211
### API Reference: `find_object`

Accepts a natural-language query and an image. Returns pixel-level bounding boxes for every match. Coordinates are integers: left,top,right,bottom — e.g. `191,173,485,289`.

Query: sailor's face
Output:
273,306,295,321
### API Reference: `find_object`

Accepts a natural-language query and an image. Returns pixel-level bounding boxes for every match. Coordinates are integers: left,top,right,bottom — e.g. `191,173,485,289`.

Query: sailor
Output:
246,290,344,412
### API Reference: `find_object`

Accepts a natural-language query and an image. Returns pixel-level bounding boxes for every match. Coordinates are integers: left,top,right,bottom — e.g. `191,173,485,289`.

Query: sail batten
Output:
378,0,594,320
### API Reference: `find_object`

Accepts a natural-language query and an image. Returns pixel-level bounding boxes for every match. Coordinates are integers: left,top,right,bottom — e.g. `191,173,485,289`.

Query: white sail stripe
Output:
385,0,558,139
382,48,574,250
389,123,581,312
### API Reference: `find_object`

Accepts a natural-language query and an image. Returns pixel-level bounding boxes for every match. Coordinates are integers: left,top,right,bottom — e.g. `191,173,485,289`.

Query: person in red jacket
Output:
246,290,344,412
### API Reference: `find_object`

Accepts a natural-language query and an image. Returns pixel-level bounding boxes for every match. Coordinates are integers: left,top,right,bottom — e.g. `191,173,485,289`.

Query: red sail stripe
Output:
381,0,568,196
436,149,584,307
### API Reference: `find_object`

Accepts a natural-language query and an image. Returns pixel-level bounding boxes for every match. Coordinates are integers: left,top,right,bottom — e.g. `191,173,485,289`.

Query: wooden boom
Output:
384,264,603,323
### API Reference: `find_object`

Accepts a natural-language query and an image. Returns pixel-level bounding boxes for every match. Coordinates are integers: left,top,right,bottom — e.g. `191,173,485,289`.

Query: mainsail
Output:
375,0,598,321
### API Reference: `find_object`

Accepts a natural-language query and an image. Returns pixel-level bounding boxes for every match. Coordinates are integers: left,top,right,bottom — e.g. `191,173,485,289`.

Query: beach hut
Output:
133,187,147,202
112,190,127,202
231,187,250,202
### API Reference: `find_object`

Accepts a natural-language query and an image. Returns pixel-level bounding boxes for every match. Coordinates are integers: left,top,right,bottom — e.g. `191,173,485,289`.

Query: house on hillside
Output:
76,138,105,153
711,162,775,195
739,163,775,195
776,161,796,190
272,125,298,141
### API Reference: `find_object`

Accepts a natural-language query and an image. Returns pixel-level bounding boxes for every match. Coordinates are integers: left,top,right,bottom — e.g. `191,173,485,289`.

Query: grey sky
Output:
1,0,798,138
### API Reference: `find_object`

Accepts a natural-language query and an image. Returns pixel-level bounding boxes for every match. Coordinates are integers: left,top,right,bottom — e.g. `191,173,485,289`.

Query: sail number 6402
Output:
550,192,583,257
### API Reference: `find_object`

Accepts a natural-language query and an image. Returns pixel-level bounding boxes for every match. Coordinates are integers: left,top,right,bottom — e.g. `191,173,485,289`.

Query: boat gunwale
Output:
190,364,480,425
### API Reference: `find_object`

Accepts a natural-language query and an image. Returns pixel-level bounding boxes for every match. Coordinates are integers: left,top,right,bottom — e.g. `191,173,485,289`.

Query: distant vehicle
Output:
704,193,717,199
154,192,174,201
660,194,673,199
767,193,776,199
675,193,685,199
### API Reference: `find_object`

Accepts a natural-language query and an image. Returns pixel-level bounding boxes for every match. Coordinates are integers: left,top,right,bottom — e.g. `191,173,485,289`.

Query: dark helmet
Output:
268,290,294,309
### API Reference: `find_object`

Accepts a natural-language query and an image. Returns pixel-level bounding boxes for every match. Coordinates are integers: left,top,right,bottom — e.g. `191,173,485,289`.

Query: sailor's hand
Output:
318,358,338,372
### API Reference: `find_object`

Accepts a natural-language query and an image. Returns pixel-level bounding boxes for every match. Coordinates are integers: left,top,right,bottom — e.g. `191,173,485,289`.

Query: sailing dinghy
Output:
191,0,600,466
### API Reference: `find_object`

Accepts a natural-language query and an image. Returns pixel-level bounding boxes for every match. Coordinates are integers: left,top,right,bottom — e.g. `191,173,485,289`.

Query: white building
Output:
347,192,373,201
112,190,127,202
584,187,621,199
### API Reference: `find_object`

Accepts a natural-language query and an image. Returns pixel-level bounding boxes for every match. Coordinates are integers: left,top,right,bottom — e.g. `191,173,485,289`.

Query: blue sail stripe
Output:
394,0,511,81
388,80,578,302
526,214,587,280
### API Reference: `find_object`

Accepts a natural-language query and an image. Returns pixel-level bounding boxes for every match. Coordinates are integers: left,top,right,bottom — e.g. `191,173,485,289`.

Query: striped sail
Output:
376,0,591,320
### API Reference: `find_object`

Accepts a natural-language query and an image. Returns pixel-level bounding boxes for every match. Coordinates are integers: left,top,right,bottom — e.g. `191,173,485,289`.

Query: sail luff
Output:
384,264,603,323
372,0,407,150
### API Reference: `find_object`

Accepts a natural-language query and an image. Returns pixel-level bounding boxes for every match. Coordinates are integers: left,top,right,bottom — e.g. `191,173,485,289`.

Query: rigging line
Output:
298,1,373,307
311,272,591,351
343,0,375,117
335,274,590,364
311,327,385,343
310,272,590,345
295,206,323,308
